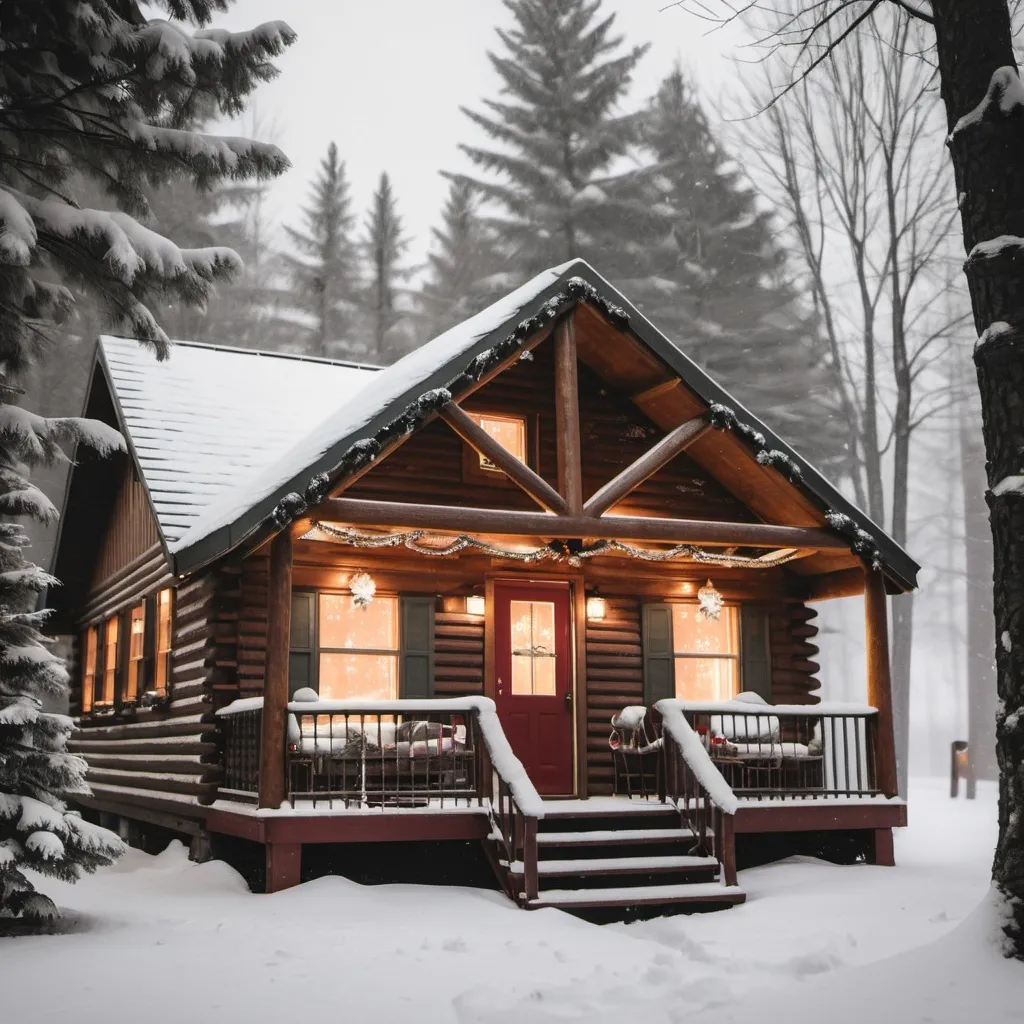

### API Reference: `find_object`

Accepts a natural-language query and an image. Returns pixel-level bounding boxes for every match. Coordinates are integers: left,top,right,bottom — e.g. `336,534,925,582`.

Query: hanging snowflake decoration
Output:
349,572,376,610
696,579,723,621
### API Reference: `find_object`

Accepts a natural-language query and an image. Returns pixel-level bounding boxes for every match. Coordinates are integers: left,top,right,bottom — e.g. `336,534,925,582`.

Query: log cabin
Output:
50,260,916,915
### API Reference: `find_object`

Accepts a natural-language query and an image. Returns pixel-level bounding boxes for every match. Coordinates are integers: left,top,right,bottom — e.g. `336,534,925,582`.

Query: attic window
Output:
467,413,527,471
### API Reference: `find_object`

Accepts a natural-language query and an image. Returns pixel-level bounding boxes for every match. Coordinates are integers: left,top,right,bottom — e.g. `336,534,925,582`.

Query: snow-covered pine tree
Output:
418,181,499,338
620,69,847,471
0,0,295,920
362,172,411,362
283,142,361,358
448,0,648,286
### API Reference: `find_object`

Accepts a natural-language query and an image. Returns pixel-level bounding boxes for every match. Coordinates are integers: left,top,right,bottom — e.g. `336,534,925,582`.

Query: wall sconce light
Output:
586,596,607,621
466,594,486,617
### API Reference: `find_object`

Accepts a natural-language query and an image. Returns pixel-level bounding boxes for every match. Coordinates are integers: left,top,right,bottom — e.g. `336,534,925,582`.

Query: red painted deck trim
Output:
206,807,490,845
734,801,906,834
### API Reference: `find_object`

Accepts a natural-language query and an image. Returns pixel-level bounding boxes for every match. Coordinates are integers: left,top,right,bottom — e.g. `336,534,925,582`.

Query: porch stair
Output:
488,803,745,921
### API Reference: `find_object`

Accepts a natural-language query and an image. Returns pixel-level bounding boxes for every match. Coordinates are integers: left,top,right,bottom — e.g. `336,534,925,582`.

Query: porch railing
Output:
217,696,490,810
655,699,739,886
674,700,882,800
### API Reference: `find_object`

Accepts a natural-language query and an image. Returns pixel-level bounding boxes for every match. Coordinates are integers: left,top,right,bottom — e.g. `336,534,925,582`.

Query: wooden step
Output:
508,854,717,877
528,882,746,910
537,827,693,847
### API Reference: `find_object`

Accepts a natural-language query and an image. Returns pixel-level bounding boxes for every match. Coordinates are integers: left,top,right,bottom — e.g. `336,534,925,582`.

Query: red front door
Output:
493,581,574,795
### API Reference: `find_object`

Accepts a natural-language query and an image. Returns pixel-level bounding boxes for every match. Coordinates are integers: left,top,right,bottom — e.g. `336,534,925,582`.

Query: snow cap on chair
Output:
292,687,319,702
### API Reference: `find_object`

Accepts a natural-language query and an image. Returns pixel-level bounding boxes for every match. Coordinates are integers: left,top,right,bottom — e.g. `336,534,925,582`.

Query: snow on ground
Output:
2,778,1018,1023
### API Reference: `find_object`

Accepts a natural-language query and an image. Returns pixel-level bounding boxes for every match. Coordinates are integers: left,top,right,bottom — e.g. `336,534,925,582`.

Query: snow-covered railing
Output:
656,699,739,886
670,700,882,800
216,696,545,827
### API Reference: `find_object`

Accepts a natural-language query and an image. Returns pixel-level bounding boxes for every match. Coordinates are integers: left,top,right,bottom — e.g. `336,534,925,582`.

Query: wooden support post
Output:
264,842,302,892
259,529,293,810
864,568,899,798
554,312,583,516
869,827,895,866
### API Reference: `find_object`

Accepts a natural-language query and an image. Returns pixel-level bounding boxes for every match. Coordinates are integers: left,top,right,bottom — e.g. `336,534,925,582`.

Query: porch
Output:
210,695,905,909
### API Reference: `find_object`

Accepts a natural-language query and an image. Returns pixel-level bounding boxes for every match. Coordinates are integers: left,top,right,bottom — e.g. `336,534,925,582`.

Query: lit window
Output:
671,604,740,702
317,593,399,701
81,626,98,713
101,617,119,706
153,589,173,696
468,413,527,471
125,603,146,703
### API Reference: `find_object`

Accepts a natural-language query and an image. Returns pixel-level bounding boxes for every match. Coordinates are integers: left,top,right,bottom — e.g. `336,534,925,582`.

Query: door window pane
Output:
319,593,397,650
509,599,556,696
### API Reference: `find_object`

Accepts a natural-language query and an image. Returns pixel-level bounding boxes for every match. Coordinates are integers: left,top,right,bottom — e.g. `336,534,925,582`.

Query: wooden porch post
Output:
259,529,293,809
864,568,899,798
553,312,583,516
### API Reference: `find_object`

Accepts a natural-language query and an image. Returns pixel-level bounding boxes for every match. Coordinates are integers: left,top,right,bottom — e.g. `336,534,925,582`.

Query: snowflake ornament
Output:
696,579,723,621
349,572,376,610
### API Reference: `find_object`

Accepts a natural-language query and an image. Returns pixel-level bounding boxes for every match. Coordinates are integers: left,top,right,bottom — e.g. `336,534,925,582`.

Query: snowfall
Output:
2,778,1020,1023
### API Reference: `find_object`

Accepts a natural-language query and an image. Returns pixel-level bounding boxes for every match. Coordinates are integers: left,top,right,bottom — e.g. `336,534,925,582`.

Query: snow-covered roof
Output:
98,336,378,545
91,260,919,590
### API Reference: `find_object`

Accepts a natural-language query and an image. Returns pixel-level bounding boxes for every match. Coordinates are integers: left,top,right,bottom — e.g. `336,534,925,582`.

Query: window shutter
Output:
289,592,315,697
740,605,773,701
642,603,675,705
400,596,435,699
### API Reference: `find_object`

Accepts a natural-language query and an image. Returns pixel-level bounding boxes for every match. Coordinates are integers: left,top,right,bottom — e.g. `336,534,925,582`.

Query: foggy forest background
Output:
26,0,988,782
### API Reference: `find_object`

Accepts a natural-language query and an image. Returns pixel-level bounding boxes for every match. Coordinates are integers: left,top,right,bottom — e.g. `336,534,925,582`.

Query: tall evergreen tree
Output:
0,0,294,920
448,0,648,284
621,69,847,472
283,142,360,358
362,172,411,362
418,181,499,338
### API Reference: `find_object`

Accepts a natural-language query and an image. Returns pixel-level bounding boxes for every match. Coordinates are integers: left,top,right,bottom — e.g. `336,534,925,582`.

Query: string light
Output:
306,522,804,570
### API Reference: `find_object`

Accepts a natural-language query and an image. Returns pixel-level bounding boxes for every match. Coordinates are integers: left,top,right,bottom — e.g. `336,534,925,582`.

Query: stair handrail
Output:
655,699,739,886
472,698,544,904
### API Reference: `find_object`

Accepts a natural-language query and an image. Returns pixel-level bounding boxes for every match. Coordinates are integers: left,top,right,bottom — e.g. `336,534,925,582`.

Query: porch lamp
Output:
696,579,723,621
586,595,607,621
466,594,486,616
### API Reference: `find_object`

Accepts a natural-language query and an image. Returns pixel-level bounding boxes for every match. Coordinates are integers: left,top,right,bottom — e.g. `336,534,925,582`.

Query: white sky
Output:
216,0,749,264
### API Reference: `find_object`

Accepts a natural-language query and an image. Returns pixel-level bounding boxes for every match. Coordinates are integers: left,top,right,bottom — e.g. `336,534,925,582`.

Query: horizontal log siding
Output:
346,338,753,523
70,570,238,828
770,602,822,704
586,597,644,795
434,608,485,698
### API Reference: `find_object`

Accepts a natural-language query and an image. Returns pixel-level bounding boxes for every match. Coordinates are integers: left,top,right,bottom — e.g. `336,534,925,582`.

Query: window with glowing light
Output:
100,616,119,706
671,604,740,702
153,588,173,697
466,412,527,471
125,602,146,702
81,626,98,713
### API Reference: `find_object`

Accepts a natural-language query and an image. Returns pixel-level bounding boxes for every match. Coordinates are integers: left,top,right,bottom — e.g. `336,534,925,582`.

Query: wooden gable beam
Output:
554,312,584,515
583,415,711,517
439,403,569,515
318,496,851,551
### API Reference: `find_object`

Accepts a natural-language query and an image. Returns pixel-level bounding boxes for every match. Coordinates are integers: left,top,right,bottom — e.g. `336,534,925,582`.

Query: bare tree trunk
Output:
932,0,1024,951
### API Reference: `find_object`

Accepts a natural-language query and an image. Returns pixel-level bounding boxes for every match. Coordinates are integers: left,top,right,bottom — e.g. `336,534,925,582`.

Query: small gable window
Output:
467,412,528,472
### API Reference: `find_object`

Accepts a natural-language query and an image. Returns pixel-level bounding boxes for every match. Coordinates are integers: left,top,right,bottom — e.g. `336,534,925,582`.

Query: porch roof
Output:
89,260,920,590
